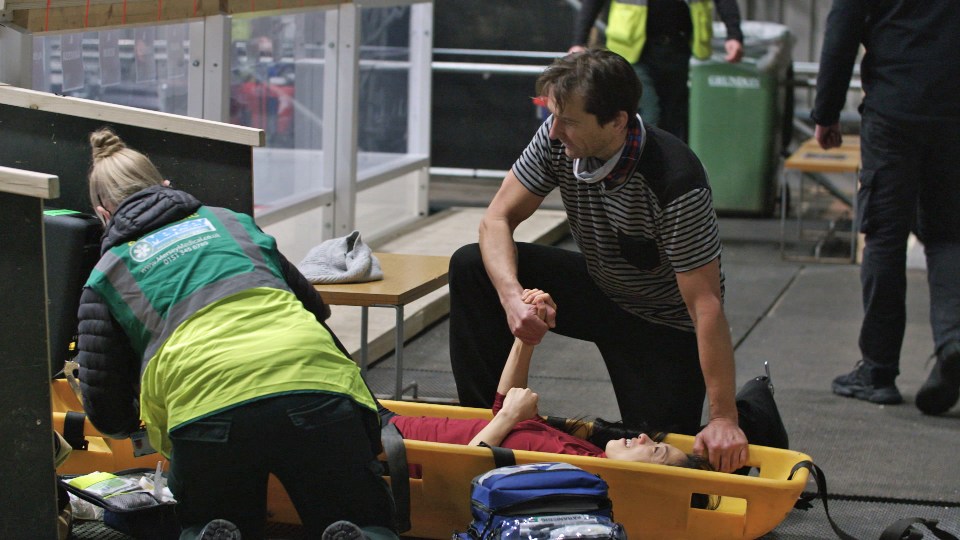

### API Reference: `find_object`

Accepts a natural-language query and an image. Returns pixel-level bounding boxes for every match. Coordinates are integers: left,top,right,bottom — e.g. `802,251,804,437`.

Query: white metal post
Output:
187,21,206,119
408,2,433,218
202,14,230,122
0,25,32,88
321,12,340,238
333,3,360,237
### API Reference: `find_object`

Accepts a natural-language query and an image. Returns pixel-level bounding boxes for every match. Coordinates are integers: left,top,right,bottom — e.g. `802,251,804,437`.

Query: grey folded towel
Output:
298,230,384,284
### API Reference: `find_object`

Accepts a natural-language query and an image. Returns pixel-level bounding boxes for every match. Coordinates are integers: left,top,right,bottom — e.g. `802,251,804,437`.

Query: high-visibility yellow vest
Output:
606,0,715,63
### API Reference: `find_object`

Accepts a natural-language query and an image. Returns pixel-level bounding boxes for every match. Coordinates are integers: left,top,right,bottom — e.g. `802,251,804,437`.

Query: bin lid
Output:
713,20,790,45
705,20,792,73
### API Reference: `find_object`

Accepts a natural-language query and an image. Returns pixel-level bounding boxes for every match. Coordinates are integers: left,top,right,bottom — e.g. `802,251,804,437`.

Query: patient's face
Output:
604,433,687,466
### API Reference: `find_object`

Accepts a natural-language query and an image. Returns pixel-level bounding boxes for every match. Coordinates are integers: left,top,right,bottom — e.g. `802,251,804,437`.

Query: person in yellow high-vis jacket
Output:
76,128,399,540
570,0,744,142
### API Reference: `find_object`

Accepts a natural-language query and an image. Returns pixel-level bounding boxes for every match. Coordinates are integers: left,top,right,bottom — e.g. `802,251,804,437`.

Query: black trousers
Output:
449,242,705,435
856,111,960,381
168,393,397,540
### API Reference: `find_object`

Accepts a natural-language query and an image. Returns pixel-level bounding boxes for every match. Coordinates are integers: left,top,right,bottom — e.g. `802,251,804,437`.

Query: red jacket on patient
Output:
390,392,606,457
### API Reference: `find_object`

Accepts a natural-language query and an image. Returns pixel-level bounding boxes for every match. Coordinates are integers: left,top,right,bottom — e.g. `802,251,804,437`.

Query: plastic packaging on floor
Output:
378,400,812,540
69,493,104,521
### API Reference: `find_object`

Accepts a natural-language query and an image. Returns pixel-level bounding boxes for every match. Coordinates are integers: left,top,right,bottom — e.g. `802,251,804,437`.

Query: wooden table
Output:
313,252,450,399
781,137,861,263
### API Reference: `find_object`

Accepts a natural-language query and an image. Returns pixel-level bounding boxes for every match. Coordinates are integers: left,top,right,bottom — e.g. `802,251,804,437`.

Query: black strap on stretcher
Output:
789,460,958,540
63,411,88,451
380,425,518,534
477,442,516,468
380,422,411,533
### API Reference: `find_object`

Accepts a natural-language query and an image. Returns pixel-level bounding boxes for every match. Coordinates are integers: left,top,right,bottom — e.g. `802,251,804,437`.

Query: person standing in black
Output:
812,0,960,414
570,0,744,142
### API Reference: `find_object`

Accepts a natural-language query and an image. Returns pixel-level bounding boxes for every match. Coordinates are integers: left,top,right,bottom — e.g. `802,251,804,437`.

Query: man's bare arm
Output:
479,171,553,344
676,259,749,473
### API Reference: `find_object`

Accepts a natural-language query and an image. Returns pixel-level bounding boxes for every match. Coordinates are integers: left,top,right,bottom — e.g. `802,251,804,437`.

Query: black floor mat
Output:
765,497,960,539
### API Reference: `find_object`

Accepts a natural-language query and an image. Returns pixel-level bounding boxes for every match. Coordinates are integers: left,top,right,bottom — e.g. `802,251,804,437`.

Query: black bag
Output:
735,374,789,451
60,467,179,540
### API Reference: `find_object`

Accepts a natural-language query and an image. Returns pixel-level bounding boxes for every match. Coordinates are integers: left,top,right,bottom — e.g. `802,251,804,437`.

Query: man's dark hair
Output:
535,48,641,126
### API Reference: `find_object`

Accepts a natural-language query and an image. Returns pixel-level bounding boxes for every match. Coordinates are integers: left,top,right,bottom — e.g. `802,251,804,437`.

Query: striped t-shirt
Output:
513,116,723,331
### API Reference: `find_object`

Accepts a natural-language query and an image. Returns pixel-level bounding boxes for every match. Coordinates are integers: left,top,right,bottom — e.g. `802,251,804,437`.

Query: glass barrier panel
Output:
357,5,412,178
230,10,334,215
33,24,191,116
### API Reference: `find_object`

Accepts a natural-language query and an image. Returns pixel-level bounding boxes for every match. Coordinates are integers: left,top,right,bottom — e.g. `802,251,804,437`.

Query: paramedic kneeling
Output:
448,49,748,473
75,127,397,540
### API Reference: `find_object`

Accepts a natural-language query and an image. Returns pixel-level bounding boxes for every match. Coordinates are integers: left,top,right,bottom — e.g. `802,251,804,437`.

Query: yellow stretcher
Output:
376,400,811,540
51,382,811,539
52,379,169,475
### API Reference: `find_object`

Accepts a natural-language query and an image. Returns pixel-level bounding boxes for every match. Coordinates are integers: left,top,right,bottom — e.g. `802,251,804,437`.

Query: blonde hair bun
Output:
90,128,127,161
86,127,164,215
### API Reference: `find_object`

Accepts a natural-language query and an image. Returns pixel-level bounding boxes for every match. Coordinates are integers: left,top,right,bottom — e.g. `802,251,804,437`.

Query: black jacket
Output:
812,0,960,125
76,186,335,438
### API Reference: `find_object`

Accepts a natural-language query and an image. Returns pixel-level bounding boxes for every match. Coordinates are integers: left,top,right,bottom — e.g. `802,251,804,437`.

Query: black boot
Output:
916,341,960,416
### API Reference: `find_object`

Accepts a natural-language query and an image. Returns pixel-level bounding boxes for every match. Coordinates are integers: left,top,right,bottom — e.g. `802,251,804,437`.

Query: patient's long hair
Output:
545,416,720,510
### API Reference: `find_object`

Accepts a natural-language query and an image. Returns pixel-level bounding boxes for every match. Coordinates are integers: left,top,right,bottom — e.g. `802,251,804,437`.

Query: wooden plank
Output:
0,165,59,199
313,252,450,307
10,0,221,33
0,86,263,147
221,0,339,15
784,137,860,174
7,0,345,33
6,0,155,11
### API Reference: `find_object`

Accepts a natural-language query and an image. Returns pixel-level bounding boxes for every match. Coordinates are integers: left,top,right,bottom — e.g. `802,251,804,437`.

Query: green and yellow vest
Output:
606,0,715,63
86,206,376,455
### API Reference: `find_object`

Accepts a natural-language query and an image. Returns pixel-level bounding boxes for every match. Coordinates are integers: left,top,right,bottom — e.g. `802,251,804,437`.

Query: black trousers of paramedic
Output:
168,392,397,540
449,242,705,436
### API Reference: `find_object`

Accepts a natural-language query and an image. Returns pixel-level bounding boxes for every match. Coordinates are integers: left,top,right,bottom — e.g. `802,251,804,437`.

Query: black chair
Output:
43,211,101,378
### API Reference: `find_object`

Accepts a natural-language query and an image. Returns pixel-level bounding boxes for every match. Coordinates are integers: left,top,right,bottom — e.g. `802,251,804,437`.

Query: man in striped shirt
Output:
448,49,748,473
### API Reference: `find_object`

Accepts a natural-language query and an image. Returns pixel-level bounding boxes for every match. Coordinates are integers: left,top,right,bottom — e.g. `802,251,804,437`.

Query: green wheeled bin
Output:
688,21,793,216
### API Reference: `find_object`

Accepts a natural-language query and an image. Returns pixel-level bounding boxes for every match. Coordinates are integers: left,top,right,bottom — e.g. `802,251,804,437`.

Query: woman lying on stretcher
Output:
379,289,788,471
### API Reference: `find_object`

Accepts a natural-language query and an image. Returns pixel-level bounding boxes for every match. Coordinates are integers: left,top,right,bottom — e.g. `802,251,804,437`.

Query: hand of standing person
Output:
815,122,843,149
724,39,744,63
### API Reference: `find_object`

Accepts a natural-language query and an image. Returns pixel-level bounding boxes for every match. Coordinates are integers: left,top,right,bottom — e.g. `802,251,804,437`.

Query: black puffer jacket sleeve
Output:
278,251,331,323
75,286,142,439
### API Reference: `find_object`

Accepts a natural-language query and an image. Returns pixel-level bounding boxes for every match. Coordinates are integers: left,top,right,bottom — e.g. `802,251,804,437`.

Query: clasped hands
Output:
506,287,557,345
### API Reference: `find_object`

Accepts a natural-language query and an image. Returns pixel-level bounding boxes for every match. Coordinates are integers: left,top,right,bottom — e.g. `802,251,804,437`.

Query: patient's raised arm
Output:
495,289,555,394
